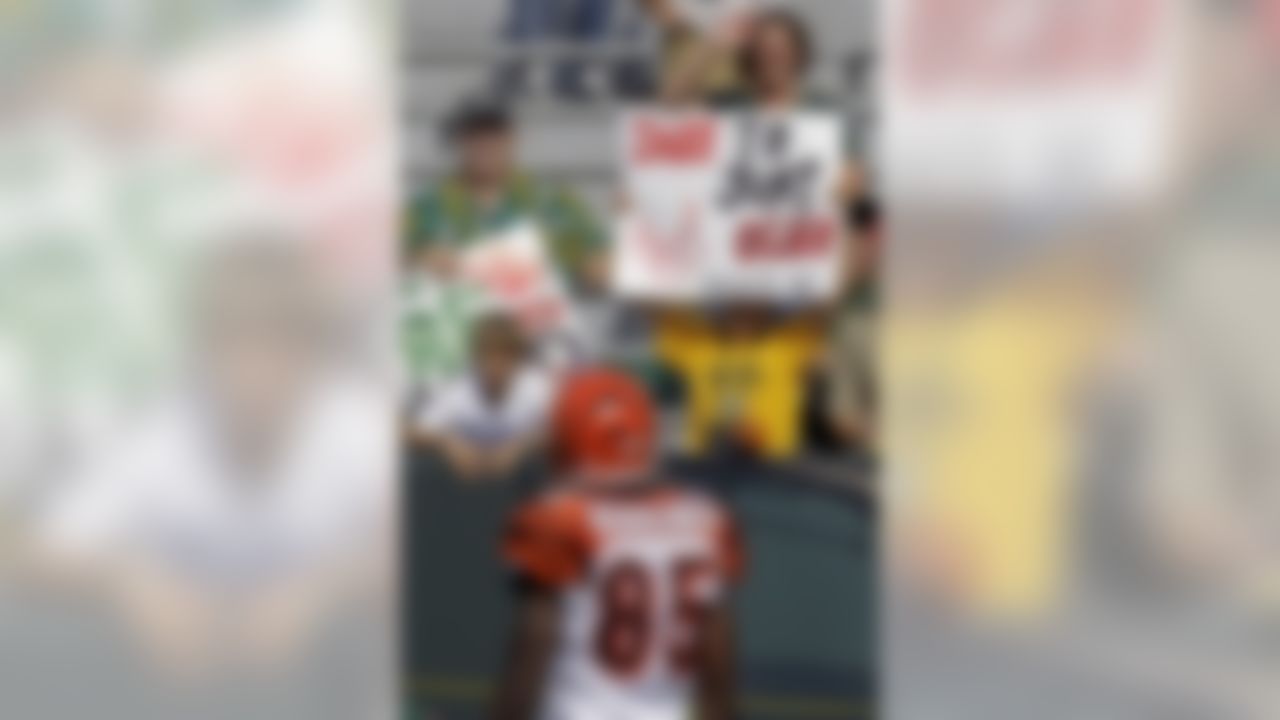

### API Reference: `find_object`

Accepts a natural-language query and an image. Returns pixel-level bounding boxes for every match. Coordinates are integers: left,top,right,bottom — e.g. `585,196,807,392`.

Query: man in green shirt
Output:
406,100,610,293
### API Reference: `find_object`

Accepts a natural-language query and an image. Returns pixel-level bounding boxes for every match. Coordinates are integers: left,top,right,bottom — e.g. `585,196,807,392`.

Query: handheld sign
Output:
615,110,844,302
458,223,572,334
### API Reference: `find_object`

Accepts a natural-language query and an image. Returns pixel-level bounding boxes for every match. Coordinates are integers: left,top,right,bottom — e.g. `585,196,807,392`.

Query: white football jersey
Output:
504,483,743,720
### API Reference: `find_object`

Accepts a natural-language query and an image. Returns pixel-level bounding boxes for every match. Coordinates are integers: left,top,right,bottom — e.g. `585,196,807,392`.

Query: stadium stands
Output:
401,0,876,211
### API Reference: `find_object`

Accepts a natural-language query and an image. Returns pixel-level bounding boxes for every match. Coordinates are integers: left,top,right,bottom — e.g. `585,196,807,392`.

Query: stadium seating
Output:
401,0,876,213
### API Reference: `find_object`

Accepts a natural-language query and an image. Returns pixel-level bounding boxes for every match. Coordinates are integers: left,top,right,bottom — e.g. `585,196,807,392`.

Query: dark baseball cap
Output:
442,97,513,141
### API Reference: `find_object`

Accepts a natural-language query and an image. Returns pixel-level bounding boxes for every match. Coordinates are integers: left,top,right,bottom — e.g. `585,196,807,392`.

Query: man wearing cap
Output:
406,99,610,294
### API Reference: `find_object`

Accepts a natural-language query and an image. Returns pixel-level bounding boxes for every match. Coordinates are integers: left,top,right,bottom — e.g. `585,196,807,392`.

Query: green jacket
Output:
406,173,606,283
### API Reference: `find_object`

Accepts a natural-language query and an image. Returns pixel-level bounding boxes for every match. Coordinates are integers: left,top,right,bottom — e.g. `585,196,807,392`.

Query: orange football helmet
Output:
551,367,657,483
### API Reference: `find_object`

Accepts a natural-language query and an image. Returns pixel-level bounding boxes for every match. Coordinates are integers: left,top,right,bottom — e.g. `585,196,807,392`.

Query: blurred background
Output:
885,1,1280,719
0,1,396,719
0,0,1277,719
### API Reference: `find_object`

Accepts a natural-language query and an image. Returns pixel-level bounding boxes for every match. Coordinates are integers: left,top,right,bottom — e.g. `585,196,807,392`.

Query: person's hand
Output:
422,245,459,279
638,0,682,29
841,228,875,291
443,439,486,480
836,162,865,207
709,420,766,460
834,411,878,454
711,8,754,50
116,563,216,679
243,578,325,671
579,251,613,294
485,441,529,479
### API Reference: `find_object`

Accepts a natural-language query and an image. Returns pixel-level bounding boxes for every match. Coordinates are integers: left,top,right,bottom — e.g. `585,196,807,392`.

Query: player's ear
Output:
718,514,747,583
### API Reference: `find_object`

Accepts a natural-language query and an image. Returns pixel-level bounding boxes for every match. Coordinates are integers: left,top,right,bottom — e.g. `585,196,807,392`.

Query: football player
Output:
493,368,744,720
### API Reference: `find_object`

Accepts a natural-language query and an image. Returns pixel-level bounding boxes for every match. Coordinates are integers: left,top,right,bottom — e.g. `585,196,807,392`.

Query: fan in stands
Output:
493,367,744,720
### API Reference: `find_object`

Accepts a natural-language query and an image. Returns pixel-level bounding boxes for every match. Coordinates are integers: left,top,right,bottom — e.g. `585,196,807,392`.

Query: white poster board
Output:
675,0,755,34
458,223,573,335
614,110,844,302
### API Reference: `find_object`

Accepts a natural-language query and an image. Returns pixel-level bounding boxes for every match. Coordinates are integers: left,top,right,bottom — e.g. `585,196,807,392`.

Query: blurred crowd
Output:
0,4,397,717
403,2,879,486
